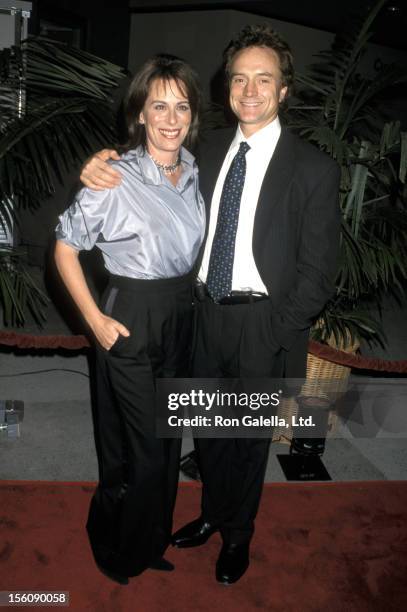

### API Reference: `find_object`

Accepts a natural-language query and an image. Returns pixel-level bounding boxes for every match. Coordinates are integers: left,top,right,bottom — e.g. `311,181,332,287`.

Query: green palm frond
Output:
340,66,407,138
0,246,48,326
0,38,126,211
307,126,349,164
25,37,124,98
304,0,387,129
286,0,407,346
0,36,126,325
312,304,386,348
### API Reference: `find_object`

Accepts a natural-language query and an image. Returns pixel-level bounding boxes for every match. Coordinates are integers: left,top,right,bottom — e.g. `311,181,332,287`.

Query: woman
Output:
55,54,205,584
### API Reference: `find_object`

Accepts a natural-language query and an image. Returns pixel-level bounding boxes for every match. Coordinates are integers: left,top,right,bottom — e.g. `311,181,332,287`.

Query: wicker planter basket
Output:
272,338,359,444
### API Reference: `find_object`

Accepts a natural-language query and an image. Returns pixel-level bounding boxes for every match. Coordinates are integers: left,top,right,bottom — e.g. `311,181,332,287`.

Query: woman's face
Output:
139,78,192,162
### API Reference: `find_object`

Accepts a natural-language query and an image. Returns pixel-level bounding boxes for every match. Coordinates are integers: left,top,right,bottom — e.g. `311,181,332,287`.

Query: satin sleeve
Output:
55,187,112,251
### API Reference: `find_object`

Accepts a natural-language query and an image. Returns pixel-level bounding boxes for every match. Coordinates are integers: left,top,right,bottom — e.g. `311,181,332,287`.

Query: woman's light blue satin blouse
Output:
55,145,206,279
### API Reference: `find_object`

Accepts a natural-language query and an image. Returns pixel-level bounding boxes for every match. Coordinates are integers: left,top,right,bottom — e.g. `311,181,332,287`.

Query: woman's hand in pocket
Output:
89,312,130,350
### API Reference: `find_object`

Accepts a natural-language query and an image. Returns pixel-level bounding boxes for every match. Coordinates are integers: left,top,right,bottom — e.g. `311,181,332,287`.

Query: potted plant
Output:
0,37,125,326
284,0,407,350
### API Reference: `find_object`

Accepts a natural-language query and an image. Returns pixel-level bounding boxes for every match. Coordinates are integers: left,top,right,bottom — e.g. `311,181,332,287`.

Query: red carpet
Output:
1,481,406,611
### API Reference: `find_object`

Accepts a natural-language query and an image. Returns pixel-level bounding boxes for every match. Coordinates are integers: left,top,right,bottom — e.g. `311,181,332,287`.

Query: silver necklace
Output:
148,152,181,175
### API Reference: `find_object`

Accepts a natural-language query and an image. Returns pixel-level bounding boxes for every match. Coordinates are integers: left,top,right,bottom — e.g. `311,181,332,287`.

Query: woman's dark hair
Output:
123,53,201,151
223,24,294,97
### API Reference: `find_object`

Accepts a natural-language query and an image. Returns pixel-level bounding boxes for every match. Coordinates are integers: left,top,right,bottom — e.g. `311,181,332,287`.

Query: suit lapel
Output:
198,128,234,226
194,129,234,270
253,127,296,253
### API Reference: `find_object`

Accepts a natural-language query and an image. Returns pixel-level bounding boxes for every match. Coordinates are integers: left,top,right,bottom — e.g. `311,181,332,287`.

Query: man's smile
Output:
239,100,263,107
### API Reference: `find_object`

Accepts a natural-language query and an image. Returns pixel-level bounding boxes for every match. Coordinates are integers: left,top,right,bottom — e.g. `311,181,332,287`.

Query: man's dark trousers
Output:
192,295,285,545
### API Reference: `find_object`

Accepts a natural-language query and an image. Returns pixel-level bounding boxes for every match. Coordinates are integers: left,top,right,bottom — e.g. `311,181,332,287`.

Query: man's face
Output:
228,46,287,137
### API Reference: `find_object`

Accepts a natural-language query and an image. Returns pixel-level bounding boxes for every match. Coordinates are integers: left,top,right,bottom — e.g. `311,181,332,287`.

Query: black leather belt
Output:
195,283,268,305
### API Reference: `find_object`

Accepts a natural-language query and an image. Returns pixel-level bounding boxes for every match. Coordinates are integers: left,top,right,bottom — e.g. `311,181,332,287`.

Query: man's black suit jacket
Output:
196,125,341,378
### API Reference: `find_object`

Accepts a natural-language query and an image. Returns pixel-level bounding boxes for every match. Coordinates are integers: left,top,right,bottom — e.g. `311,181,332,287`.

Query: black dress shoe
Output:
149,557,175,571
216,542,249,585
171,517,218,548
96,563,129,585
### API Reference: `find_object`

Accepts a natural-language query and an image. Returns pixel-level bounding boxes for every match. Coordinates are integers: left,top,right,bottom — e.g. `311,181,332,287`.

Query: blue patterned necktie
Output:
206,141,250,302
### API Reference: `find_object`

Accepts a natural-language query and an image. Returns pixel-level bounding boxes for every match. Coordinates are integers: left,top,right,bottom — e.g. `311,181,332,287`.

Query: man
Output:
80,24,341,585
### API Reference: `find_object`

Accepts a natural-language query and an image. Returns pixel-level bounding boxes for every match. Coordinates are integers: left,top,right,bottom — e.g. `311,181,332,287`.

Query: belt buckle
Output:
219,291,251,305
219,290,268,305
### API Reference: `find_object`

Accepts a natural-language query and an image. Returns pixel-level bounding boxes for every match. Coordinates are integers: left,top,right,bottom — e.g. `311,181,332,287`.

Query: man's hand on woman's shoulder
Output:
80,149,122,190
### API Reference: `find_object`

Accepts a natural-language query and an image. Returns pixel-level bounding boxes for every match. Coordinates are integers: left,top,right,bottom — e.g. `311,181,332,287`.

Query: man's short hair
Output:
223,24,294,95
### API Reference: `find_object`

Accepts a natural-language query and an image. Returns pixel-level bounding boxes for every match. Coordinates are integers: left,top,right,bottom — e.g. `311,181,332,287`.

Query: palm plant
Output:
0,37,126,326
285,0,407,347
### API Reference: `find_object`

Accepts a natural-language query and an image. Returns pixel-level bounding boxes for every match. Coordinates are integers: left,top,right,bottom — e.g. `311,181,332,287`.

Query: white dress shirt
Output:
199,117,281,293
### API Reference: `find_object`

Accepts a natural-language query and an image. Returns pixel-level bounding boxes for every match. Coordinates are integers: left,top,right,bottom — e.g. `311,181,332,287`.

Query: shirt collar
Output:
230,116,281,154
131,145,195,186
